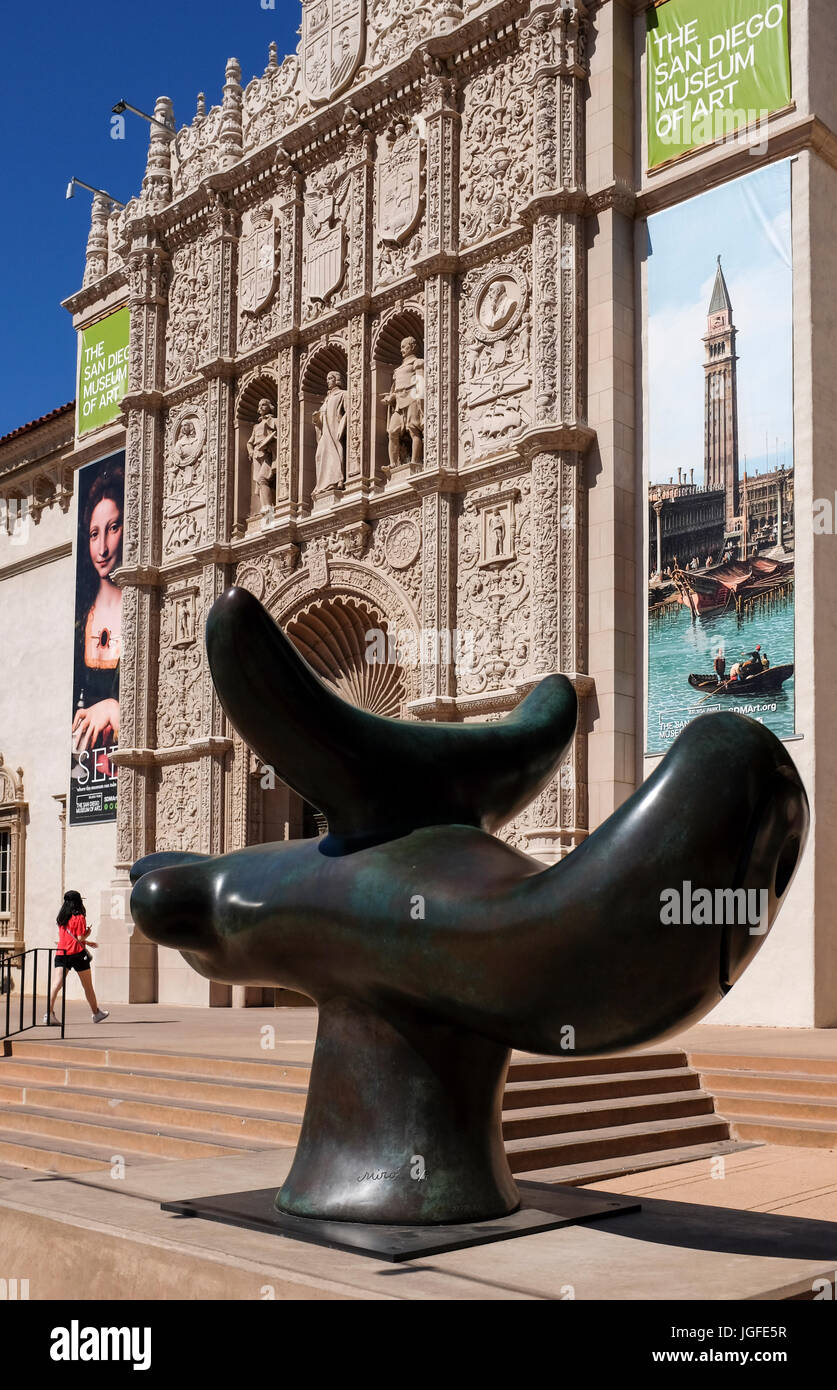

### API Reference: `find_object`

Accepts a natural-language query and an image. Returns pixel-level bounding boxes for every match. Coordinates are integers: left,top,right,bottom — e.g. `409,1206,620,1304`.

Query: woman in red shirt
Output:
44,890,108,1025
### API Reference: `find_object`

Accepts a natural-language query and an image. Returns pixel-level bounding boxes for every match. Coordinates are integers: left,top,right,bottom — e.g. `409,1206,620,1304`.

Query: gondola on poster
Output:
645,158,795,755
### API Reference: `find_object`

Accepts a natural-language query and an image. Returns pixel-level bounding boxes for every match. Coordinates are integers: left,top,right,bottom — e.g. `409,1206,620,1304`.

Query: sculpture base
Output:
161,1181,640,1262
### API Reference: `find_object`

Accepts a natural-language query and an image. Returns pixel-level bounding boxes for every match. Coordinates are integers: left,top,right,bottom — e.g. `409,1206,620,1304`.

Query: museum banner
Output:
645,159,795,755
76,306,130,436
70,450,125,825
646,0,791,169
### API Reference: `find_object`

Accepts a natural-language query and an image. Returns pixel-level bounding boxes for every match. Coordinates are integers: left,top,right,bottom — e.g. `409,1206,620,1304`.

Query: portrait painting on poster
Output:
645,158,795,756
70,451,125,825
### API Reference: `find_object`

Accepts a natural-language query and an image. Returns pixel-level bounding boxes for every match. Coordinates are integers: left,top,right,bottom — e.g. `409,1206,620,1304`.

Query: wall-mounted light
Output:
65,177,125,208
111,99,174,133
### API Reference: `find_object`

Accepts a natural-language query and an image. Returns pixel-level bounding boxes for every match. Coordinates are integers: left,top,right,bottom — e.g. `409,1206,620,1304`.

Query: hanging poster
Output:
70,451,125,825
646,159,794,754
646,0,791,169
77,307,130,436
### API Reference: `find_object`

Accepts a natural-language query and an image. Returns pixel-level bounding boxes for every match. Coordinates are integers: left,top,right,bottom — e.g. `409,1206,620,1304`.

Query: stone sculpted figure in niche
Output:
313,372,347,495
383,336,425,470
489,510,506,559
247,399,278,517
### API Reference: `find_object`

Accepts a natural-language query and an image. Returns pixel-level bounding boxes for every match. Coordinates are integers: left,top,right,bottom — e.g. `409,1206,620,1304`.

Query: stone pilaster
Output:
343,115,374,488
417,59,459,475
278,159,303,334
417,486,457,704
115,238,170,877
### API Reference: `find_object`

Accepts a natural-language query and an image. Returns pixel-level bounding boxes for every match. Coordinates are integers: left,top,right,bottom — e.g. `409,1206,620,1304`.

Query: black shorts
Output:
56,951,92,972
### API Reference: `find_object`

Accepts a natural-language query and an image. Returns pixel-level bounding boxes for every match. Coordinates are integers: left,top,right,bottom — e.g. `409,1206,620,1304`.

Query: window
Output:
0,829,10,937
0,758,25,948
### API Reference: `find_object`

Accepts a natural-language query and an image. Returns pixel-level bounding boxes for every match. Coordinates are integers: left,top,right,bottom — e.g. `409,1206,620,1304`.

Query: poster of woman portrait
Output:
69,451,125,825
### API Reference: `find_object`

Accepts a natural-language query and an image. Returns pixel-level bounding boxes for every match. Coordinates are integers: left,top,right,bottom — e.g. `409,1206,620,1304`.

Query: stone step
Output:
700,1067,837,1100
501,1089,715,1141
505,1112,730,1173
0,1129,162,1175
0,1104,253,1160
0,1058,309,1115
506,1050,687,1082
690,1050,837,1079
0,1082,301,1145
728,1115,837,1149
4,1038,688,1089
3,1041,311,1086
713,1089,837,1127
503,1066,701,1109
523,1137,749,1186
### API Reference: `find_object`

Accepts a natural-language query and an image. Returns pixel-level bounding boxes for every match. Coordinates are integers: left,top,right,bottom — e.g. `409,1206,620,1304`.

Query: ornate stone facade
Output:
64,0,594,889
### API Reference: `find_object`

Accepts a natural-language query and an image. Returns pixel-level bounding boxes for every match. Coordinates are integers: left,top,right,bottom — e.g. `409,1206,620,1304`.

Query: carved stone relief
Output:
238,203,280,351
242,51,306,153
368,515,422,606
302,164,352,318
366,0,462,72
156,762,202,853
456,477,532,696
302,0,366,105
166,241,213,386
459,255,533,461
157,586,203,749
460,49,534,245
173,106,224,199
163,402,207,557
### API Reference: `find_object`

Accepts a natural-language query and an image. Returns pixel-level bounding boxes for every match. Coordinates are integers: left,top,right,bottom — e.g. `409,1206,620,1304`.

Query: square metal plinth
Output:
161,1181,640,1262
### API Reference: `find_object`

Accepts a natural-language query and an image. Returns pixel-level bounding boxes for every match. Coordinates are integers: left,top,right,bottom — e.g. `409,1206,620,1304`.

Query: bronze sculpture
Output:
131,587,808,1231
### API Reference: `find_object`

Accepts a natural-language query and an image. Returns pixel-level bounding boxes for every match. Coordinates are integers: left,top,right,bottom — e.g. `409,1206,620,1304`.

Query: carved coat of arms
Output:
304,173,351,304
239,207,278,315
377,123,423,246
302,0,366,105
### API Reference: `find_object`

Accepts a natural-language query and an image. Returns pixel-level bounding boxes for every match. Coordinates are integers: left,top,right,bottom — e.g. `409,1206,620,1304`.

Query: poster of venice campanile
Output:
646,160,795,755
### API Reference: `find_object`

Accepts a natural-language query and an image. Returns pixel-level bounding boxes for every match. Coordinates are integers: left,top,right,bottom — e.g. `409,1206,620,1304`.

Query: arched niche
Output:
371,304,424,481
233,368,279,536
285,595,407,718
299,341,348,514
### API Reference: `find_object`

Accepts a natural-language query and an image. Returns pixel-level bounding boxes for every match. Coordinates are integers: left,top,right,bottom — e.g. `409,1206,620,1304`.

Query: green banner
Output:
77,306,130,436
646,0,791,168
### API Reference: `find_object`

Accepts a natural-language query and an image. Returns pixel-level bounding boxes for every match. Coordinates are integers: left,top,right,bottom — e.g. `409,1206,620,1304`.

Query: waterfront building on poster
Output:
1,0,836,1028
645,160,796,755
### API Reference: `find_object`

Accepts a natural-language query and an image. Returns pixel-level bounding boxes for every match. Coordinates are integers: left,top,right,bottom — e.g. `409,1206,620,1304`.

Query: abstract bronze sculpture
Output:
131,587,808,1230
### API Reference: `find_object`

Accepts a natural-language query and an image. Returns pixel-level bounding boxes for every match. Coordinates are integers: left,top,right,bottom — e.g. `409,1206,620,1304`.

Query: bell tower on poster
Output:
703,256,740,532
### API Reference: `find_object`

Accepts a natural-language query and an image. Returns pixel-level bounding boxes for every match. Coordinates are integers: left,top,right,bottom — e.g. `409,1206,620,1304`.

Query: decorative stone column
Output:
416,55,459,475
517,1,592,859
343,111,375,489
197,193,240,857
83,193,112,287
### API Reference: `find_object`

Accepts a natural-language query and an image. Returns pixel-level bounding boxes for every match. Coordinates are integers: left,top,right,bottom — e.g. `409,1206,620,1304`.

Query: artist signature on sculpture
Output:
356,1168,402,1182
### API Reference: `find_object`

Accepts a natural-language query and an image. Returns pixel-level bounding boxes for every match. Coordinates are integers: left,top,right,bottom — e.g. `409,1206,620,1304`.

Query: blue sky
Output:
647,158,794,483
0,0,301,436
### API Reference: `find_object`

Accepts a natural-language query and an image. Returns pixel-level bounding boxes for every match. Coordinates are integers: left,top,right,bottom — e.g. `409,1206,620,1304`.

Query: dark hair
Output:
57,890,86,926
77,462,125,617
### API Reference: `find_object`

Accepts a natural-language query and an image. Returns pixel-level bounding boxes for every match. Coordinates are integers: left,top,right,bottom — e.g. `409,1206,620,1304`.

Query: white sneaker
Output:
42,1012,59,1026
92,1009,109,1024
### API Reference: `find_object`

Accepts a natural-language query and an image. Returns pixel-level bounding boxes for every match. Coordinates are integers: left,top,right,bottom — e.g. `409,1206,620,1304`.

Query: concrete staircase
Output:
0,1039,740,1183
692,1049,837,1151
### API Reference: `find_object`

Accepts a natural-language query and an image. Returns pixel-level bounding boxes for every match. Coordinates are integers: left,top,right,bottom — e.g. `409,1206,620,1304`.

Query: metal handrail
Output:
0,949,66,1041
